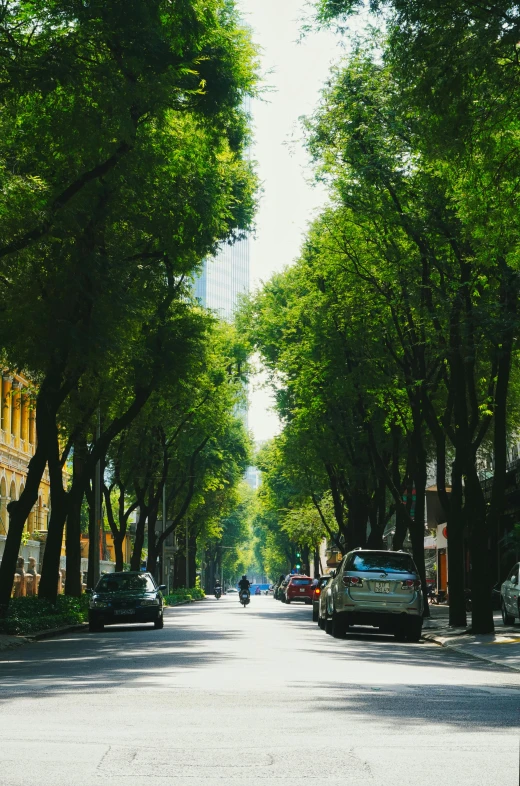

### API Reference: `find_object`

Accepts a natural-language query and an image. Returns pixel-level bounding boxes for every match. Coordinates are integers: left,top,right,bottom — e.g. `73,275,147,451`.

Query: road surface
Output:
0,596,518,785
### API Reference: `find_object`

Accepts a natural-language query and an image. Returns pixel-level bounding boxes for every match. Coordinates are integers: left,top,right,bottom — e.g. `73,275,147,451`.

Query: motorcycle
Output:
215,587,222,600
240,590,250,607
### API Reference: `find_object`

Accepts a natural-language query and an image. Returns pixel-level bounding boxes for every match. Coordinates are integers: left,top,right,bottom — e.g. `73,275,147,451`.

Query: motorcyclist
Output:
238,575,251,601
214,579,222,597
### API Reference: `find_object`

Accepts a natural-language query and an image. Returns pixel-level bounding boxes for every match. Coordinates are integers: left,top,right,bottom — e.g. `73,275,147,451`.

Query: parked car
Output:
318,572,336,629
88,571,166,632
325,549,424,641
226,587,238,594
284,575,314,604
312,575,332,622
501,562,520,625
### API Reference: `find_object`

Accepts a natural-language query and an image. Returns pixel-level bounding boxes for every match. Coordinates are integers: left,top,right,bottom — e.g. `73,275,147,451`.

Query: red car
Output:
285,575,314,604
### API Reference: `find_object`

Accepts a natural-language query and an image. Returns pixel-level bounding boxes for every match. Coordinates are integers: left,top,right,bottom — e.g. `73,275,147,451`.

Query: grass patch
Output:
0,595,89,636
164,587,205,606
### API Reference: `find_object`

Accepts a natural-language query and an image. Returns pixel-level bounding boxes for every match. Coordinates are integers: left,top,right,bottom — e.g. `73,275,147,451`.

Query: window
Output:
291,579,311,586
96,574,156,593
346,552,416,574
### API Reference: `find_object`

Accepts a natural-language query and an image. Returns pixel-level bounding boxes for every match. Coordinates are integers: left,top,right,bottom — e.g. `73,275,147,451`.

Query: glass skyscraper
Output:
194,236,250,321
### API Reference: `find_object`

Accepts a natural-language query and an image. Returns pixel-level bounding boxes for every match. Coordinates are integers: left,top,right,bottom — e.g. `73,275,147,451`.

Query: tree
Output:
0,0,258,610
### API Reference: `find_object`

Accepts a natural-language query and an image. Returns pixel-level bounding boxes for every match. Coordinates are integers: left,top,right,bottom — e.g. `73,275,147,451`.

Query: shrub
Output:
164,586,205,606
0,595,89,636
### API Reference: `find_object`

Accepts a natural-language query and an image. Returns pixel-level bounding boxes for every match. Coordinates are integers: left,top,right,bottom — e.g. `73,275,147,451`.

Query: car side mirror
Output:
158,584,167,591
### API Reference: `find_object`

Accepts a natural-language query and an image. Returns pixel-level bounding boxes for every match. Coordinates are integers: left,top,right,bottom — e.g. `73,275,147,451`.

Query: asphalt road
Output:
0,596,519,786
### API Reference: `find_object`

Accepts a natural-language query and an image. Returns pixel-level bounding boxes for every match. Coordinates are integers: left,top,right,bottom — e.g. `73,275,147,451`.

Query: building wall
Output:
0,373,50,539
194,237,250,321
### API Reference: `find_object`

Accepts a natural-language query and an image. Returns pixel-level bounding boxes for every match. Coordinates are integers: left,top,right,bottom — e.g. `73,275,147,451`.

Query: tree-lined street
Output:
0,598,518,785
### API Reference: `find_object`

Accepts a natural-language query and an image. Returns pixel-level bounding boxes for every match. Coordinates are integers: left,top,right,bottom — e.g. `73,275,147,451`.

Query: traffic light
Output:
295,551,301,571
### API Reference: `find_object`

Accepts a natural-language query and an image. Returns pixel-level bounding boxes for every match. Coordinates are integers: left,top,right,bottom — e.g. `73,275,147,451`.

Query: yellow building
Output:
0,372,50,541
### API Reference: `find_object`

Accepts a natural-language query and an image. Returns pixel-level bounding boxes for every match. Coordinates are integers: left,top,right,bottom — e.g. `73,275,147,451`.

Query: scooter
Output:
240,590,250,607
215,586,222,599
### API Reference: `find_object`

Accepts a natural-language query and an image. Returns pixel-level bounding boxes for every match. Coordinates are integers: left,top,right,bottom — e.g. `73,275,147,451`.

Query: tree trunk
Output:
65,493,83,596
65,440,87,597
174,548,186,588
130,507,147,571
85,478,96,589
113,534,125,572
409,460,429,618
188,533,197,588
313,547,321,577
367,477,385,549
146,508,159,577
447,458,467,627
38,420,68,603
349,489,369,549
466,466,494,633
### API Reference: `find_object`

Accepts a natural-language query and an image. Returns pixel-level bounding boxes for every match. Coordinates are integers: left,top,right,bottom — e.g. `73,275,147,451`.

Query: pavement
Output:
0,596,519,786
423,606,520,672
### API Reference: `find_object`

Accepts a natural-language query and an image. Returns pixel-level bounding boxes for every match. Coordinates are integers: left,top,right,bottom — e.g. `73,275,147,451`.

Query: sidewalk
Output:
423,608,520,672
0,597,205,652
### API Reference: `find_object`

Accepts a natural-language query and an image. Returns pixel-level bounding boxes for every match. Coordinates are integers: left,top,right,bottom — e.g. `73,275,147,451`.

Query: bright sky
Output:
237,0,343,443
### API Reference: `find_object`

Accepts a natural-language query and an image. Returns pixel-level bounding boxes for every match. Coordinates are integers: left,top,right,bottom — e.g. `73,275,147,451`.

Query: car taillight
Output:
402,579,421,590
315,588,321,596
343,576,363,587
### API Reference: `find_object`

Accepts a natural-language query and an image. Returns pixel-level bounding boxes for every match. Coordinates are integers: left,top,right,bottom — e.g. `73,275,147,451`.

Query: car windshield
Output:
346,553,416,574
96,574,156,593
291,579,311,586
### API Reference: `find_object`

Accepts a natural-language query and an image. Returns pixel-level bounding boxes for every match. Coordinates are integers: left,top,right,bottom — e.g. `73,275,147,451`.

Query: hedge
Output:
0,595,89,636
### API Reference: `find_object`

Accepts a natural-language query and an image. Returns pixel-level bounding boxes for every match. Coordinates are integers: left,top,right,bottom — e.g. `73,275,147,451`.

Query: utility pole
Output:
92,406,101,587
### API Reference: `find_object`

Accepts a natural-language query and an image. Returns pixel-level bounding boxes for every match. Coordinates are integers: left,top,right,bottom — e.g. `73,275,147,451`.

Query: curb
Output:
0,598,207,651
422,630,520,673
27,623,88,641
0,622,88,652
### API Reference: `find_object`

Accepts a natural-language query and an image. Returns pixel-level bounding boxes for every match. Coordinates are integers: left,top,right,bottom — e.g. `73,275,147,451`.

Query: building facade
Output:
0,373,51,577
194,237,250,321
0,374,50,537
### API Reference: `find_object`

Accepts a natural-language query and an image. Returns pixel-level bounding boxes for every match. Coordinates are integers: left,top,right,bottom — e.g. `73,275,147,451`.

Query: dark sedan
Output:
88,571,166,632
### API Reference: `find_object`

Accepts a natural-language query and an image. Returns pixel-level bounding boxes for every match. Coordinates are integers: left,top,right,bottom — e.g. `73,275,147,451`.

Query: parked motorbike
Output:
240,590,250,607
215,587,222,599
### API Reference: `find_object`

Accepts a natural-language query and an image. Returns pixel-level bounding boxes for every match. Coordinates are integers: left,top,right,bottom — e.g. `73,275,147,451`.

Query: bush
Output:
0,595,89,636
164,587,205,606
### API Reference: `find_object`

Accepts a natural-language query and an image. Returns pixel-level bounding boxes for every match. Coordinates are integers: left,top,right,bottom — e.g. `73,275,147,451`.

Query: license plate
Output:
374,582,390,594
300,588,305,592
114,609,135,615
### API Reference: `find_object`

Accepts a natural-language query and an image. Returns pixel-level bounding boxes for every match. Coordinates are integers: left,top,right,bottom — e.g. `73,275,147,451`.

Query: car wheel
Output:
89,621,103,633
318,615,325,629
331,611,346,638
325,617,333,635
154,614,164,630
502,600,515,626
406,619,422,643
312,607,319,622
286,598,291,604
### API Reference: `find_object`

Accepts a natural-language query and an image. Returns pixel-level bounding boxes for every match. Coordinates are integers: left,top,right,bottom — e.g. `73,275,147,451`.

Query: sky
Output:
236,0,344,442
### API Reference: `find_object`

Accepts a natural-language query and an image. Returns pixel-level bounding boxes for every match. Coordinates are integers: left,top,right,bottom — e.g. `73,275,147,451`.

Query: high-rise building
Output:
194,236,250,321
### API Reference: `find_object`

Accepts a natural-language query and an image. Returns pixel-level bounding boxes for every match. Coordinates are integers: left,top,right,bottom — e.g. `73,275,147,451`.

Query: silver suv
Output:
325,549,424,641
